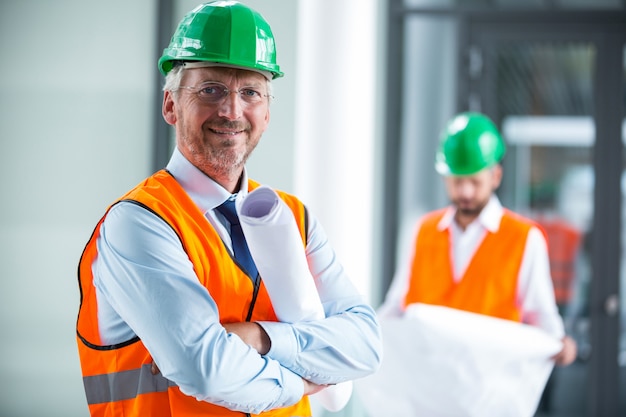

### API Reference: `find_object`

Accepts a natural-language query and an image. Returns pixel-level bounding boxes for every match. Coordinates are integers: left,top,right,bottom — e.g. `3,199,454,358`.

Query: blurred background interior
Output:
0,0,624,416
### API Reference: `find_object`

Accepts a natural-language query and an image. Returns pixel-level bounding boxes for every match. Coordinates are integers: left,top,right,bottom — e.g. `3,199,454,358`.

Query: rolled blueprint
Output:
238,185,353,412
237,185,323,321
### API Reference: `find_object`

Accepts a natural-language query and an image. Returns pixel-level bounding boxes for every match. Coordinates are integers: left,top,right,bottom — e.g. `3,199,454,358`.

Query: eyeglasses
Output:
177,82,273,105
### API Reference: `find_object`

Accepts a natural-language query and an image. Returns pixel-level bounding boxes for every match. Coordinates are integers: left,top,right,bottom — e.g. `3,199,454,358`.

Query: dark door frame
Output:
152,0,175,173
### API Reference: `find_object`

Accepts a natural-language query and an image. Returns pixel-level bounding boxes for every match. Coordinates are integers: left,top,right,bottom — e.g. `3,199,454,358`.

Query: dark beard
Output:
456,206,483,217
453,197,488,218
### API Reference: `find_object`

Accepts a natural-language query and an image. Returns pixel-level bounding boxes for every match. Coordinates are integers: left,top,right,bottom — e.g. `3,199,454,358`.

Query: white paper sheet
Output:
238,186,353,411
354,303,562,417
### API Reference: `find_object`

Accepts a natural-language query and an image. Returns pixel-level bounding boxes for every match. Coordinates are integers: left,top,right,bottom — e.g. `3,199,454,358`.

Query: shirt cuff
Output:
257,321,298,368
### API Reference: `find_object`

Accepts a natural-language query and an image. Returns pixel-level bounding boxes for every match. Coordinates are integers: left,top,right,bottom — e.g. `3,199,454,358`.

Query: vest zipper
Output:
245,273,261,322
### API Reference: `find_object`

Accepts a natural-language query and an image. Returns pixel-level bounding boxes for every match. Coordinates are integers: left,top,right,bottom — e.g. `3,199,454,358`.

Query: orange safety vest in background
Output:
535,218,581,307
403,209,535,323
76,170,311,417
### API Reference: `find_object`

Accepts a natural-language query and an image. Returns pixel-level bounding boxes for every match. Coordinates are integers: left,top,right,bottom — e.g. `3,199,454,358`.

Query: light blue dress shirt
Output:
92,148,382,414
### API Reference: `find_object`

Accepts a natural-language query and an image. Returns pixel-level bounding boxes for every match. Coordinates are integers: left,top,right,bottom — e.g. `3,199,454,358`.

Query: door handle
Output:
604,294,619,317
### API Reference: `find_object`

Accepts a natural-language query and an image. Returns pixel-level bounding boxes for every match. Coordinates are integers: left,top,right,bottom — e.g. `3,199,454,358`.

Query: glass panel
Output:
402,0,626,11
618,45,626,415
496,42,595,417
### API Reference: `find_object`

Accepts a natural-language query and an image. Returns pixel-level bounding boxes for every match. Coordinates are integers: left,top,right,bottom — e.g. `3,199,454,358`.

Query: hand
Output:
223,322,271,355
302,378,328,396
151,360,160,375
553,335,577,366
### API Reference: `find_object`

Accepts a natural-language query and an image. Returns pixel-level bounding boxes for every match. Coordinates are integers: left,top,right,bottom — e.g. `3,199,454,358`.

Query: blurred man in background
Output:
380,112,576,364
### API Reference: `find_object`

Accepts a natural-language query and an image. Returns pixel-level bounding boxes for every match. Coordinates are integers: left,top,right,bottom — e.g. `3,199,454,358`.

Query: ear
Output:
162,90,177,126
264,107,271,126
492,164,503,189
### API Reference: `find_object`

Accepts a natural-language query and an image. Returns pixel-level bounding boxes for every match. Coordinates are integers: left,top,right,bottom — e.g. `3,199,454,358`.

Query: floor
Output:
534,360,626,417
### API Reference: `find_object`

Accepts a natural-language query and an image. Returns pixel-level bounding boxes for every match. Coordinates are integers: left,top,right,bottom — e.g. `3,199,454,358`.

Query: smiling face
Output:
162,66,271,192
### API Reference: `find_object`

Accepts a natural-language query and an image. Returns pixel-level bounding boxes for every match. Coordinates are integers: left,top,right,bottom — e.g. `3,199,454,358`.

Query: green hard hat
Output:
158,1,283,79
435,112,506,176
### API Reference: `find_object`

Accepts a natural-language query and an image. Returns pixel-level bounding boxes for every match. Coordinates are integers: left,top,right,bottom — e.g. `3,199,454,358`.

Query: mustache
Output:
210,120,249,131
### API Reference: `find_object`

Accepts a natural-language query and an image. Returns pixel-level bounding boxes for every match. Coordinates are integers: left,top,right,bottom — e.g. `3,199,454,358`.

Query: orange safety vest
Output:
403,208,536,323
76,170,312,417
535,218,581,306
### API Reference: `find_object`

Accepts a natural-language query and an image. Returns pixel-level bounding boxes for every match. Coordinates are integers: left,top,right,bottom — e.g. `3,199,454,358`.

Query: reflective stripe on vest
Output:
83,363,176,405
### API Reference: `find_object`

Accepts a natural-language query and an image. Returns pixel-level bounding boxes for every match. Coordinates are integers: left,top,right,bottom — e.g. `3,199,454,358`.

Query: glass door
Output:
462,15,625,417
499,42,595,417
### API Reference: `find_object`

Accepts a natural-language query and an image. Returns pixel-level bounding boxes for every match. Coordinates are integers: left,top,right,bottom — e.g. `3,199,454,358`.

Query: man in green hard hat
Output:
75,2,382,417
377,112,577,412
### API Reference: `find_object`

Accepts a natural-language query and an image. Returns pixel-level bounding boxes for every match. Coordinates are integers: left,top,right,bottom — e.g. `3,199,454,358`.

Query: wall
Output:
0,1,155,416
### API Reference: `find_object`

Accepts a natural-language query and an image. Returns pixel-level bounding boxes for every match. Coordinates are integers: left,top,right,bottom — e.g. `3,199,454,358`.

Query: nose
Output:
217,91,244,120
456,179,475,198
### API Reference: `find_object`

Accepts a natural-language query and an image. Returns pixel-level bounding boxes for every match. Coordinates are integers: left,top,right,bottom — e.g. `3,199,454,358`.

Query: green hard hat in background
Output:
435,112,506,176
158,1,283,79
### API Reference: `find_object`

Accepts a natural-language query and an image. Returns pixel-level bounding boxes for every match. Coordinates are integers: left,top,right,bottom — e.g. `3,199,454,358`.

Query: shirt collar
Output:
437,194,503,233
165,147,249,214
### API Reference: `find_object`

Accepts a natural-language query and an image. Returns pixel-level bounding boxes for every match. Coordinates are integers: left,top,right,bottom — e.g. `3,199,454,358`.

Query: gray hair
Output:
162,64,273,102
163,65,185,92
